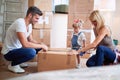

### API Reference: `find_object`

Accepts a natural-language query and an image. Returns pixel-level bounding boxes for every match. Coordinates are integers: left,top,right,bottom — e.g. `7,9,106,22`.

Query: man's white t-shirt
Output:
1,18,32,55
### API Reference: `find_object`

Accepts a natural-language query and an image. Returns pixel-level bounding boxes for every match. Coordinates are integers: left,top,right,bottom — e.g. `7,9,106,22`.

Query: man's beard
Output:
29,18,34,25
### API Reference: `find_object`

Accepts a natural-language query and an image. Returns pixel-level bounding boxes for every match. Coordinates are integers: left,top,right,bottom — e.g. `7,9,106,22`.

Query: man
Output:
1,6,48,73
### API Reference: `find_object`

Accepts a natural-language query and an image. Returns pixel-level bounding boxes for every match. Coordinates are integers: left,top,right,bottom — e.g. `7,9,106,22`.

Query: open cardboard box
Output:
37,49,77,72
48,48,71,51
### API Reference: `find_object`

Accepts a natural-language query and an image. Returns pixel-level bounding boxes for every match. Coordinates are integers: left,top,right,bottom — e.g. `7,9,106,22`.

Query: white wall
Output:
94,0,120,44
101,0,120,44
111,0,120,43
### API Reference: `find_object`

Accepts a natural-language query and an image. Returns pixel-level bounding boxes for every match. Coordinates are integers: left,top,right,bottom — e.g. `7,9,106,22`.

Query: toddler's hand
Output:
68,51,73,55
68,50,78,55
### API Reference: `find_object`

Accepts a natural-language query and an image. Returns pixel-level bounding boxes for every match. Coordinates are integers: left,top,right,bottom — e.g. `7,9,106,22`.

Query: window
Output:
94,0,116,11
53,0,69,6
53,0,69,13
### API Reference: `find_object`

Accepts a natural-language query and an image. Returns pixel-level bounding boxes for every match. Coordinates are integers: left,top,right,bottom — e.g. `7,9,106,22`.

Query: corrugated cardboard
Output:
0,42,2,47
69,0,94,14
28,0,53,29
0,42,5,66
48,48,71,51
68,0,94,49
38,51,77,72
33,11,53,29
44,12,53,29
28,0,52,11
32,29,50,47
68,13,92,29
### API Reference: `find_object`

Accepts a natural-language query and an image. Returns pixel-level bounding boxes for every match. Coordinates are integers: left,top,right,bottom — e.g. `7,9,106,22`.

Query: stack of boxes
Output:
32,11,53,47
29,0,53,47
67,0,94,47
67,0,94,58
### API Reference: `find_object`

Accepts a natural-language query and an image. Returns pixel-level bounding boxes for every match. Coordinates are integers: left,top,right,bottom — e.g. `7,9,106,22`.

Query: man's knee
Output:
26,48,36,59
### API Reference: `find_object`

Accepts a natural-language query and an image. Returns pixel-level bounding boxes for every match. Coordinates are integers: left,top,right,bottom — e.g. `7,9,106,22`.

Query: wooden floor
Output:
7,64,120,80
1,54,120,80
0,55,87,80
0,43,88,80
1,45,120,80
0,61,38,80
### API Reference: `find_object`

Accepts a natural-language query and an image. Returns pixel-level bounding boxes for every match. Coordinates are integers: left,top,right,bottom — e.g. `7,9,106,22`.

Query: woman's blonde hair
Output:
72,19,84,28
89,10,105,31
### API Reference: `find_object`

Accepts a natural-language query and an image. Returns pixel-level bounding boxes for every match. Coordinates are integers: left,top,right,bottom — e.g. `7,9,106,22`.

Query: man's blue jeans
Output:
4,48,42,66
86,45,116,67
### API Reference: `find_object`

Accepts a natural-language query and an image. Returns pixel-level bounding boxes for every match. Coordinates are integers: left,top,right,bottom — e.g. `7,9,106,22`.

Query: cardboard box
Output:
69,0,94,14
68,13,92,29
48,48,69,51
38,51,77,72
28,0,52,11
0,42,2,47
0,43,5,66
33,11,53,29
32,29,50,47
0,42,2,53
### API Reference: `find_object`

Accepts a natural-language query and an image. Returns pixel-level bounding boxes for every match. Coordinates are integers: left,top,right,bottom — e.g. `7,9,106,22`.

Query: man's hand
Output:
41,44,48,51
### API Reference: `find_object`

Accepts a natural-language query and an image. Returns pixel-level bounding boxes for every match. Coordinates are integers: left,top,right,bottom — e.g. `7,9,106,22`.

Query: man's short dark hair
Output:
26,6,43,16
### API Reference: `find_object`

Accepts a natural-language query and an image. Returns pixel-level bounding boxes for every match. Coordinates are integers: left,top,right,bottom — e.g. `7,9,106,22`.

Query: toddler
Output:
71,19,86,68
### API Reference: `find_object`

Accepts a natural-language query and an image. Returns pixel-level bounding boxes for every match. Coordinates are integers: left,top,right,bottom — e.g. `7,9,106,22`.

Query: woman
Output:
77,10,117,67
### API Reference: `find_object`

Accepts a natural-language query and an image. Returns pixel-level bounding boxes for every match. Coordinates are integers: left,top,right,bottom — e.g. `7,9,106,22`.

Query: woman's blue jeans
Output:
86,45,116,67
4,48,42,66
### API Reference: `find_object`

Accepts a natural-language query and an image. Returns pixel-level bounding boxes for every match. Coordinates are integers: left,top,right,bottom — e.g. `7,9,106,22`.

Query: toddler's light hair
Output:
72,19,84,28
